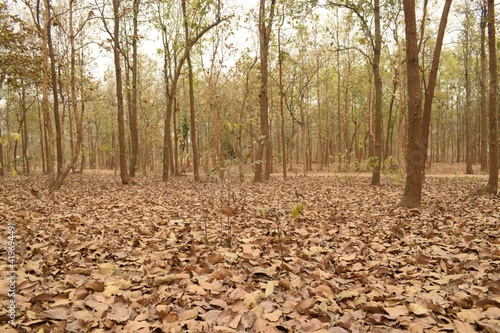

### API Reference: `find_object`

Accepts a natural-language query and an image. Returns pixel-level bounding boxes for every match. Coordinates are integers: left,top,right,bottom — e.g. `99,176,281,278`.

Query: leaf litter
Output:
0,172,499,332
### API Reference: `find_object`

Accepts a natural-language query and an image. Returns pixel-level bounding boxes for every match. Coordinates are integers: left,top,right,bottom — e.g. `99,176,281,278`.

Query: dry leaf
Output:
408,303,430,315
153,273,190,286
97,263,116,275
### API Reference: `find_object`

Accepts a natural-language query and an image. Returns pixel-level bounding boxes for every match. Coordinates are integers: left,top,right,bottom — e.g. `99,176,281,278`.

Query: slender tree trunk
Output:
421,0,453,167
385,77,397,163
399,0,424,208
484,0,498,193
160,0,223,181
46,2,62,179
372,0,382,185
129,0,140,177
396,35,406,172
37,96,46,173
187,55,200,181
464,2,473,174
278,11,287,180
21,86,30,175
343,63,350,167
0,122,3,176
112,0,131,185
480,4,488,172
336,51,342,171
173,98,179,176
181,0,199,181
317,57,323,171
49,0,86,191
399,0,452,207
255,0,276,182
42,0,55,186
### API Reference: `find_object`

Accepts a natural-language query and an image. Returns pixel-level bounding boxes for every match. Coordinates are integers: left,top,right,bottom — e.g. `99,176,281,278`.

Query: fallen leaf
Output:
409,303,430,315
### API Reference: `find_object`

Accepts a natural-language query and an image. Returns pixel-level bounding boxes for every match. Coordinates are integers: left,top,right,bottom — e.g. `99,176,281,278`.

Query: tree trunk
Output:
49,0,86,191
484,0,498,193
36,96,45,173
46,2,63,179
129,0,140,177
255,0,276,182
42,0,55,186
480,3,488,172
187,54,200,181
385,77,397,163
181,0,200,182
160,0,223,182
173,98,179,176
399,0,452,208
396,33,406,172
278,12,287,180
464,2,473,174
112,0,131,185
421,0,453,167
21,86,30,175
399,0,424,208
0,123,3,176
336,49,342,171
371,0,382,185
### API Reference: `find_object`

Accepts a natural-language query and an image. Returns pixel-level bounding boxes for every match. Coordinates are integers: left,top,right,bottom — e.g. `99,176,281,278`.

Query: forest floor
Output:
0,164,499,333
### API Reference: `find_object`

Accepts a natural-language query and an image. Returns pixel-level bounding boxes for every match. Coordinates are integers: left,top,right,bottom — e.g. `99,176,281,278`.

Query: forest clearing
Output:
2,0,500,331
1,164,499,333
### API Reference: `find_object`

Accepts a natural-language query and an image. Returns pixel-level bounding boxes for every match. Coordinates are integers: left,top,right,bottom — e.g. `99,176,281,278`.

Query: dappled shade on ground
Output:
0,170,499,332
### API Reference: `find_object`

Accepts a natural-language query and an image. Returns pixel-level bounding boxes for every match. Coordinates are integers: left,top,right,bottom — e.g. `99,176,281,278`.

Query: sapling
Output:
292,190,304,221
186,178,211,244
264,208,285,267
220,205,236,247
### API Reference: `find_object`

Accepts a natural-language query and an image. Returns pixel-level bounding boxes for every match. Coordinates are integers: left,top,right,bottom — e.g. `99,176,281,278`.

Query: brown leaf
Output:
153,273,190,286
384,305,409,317
295,298,316,314
408,303,430,316
30,293,55,303
180,308,199,321
454,320,477,333
39,307,69,320
263,309,282,322
107,302,131,323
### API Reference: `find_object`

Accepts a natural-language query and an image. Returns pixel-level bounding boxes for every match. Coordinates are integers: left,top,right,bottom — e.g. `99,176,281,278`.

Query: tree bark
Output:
42,0,55,186
464,2,473,174
371,0,382,185
278,11,287,180
129,0,140,177
399,0,424,208
21,86,30,175
255,0,276,182
421,0,452,167
485,0,498,193
480,3,488,172
182,0,200,182
49,0,86,191
160,0,223,182
112,0,131,185
45,1,63,179
399,0,452,208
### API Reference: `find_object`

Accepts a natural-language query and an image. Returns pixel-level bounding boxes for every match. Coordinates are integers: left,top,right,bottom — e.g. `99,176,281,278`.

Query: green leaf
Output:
10,133,21,142
297,202,303,213
291,206,298,219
